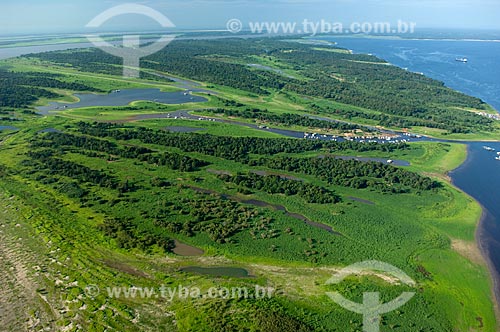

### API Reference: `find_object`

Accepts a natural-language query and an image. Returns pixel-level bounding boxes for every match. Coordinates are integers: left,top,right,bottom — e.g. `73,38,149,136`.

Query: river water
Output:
322,36,500,302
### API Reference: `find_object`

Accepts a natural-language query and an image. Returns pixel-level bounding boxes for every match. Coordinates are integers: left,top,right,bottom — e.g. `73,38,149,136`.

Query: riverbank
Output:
476,208,500,324
449,141,500,326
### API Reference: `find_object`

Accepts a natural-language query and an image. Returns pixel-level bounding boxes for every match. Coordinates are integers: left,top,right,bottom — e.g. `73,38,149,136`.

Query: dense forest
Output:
22,38,492,133
75,122,407,163
33,131,209,172
19,131,279,250
218,172,341,204
306,103,489,133
253,155,439,193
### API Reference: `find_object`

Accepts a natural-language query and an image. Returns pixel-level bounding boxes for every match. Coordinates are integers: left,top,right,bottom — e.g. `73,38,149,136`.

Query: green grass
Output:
0,54,497,331
1,118,496,332
2,57,184,93
131,119,284,138
419,249,495,330
312,47,352,54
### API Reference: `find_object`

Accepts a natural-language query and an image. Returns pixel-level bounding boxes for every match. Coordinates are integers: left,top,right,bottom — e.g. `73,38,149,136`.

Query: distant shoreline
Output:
324,34,500,43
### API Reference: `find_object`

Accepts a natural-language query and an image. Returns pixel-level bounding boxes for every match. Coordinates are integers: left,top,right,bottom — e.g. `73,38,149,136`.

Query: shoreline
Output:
449,144,500,325
476,208,500,323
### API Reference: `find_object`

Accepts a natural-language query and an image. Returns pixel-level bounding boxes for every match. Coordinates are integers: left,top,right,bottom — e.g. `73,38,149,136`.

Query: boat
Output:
387,160,394,164
456,57,468,63
484,146,495,151
496,157,500,161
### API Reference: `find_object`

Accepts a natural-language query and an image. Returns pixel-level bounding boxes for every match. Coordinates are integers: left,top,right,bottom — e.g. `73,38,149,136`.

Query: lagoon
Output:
180,266,251,278
36,89,208,115
0,125,18,131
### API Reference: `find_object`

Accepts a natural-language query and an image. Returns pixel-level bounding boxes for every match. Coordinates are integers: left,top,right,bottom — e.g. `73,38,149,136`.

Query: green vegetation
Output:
204,106,362,132
0,36,496,332
21,38,496,135
218,172,341,204
75,122,406,161
0,69,102,107
254,154,439,193
0,116,494,331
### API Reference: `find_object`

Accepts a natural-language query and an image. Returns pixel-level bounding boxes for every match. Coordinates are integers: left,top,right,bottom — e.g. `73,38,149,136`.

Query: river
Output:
321,36,500,303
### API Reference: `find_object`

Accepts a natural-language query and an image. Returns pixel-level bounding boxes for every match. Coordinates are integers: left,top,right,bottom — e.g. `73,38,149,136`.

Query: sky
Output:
1,0,500,35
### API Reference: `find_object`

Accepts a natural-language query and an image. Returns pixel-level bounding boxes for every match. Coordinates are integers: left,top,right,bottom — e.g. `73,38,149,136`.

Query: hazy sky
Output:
1,0,500,35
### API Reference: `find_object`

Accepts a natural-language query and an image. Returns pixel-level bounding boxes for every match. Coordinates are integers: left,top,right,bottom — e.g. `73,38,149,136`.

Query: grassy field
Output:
0,52,497,331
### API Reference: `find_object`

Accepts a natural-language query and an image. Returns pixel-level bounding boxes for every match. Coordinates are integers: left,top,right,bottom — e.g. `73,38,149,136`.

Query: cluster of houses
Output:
477,112,500,121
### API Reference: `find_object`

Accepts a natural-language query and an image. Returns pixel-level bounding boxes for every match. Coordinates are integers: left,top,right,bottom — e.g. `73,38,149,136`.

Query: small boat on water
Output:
456,57,468,63
484,146,496,152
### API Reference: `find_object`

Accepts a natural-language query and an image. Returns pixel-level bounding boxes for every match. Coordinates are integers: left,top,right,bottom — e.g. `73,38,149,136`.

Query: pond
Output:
36,89,208,115
172,240,204,256
0,125,18,131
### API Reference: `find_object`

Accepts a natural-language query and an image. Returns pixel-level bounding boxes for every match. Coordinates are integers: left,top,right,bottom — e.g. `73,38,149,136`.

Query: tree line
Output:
218,172,341,204
32,131,209,172
205,107,361,131
253,156,440,193
76,122,407,164
25,150,119,190
71,123,435,194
